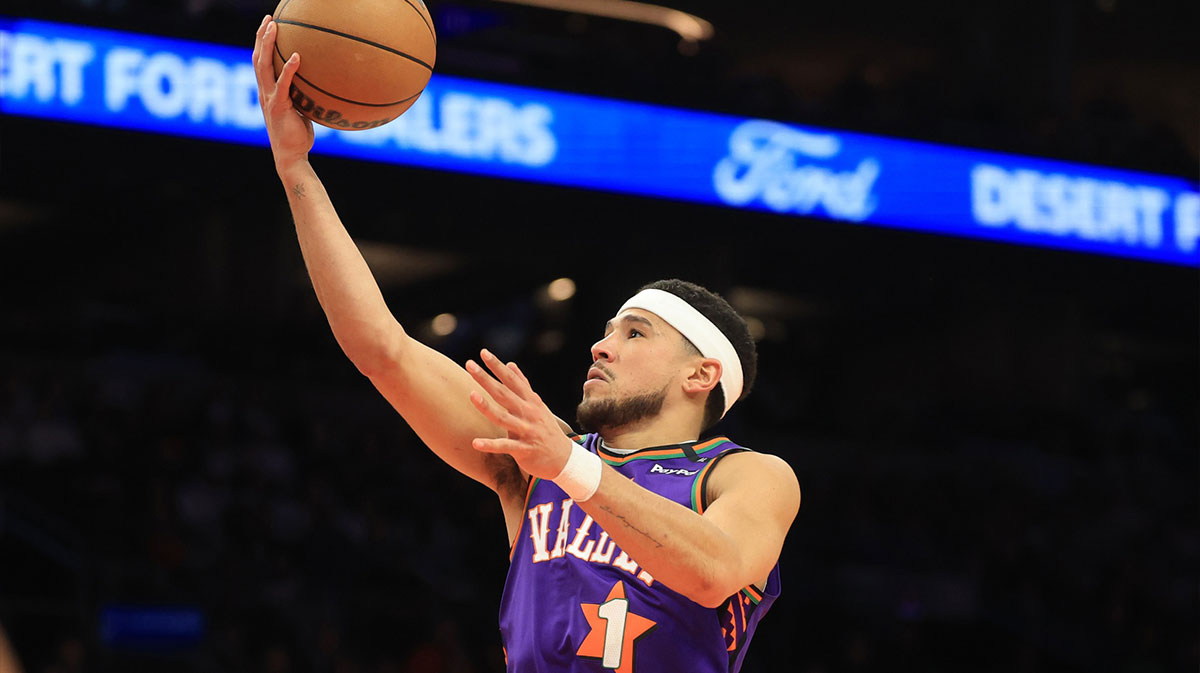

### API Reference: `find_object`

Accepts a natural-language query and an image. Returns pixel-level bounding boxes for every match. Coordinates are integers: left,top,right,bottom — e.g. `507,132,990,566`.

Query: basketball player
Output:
253,16,800,672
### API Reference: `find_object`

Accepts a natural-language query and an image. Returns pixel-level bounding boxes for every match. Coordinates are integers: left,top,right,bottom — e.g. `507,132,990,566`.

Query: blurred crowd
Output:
1,349,508,673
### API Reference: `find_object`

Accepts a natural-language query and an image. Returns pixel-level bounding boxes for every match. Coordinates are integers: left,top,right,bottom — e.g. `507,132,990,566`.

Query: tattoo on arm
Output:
292,183,307,199
598,504,665,549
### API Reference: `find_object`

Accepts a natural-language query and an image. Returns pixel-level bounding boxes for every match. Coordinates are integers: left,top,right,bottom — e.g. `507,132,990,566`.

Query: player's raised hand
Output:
466,349,575,480
253,15,314,171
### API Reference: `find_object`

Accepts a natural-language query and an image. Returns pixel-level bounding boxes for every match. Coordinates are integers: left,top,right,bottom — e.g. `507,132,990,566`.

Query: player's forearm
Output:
580,466,743,608
279,160,406,373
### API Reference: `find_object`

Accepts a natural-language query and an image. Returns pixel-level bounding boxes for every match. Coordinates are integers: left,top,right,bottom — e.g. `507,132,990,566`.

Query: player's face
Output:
576,309,691,433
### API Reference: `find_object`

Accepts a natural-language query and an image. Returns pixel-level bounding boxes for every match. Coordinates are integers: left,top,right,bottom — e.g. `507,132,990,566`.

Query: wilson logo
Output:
288,85,394,129
649,464,699,476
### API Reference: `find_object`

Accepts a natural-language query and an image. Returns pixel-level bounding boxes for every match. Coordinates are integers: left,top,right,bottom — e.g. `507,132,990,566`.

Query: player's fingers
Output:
251,15,268,73
466,359,525,411
253,19,275,93
506,361,535,394
471,437,527,455
468,355,525,407
469,390,530,434
506,362,543,405
274,52,300,107
481,349,535,401
255,28,270,98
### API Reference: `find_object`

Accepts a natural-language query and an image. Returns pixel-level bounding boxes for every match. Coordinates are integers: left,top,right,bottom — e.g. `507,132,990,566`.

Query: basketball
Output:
271,0,436,130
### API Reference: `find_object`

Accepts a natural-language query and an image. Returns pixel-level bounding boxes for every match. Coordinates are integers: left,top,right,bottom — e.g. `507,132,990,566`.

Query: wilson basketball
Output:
271,0,436,130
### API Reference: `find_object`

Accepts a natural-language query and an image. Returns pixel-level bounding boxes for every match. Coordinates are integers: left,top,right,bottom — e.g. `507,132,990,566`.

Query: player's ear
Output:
681,358,721,395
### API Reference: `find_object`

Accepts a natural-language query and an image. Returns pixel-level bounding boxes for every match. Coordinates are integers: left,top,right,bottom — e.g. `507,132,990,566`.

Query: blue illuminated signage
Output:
2,17,1197,266
99,604,205,651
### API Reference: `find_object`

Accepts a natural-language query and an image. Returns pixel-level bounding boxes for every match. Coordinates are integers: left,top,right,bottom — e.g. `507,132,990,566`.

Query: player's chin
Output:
581,378,609,395
578,386,610,411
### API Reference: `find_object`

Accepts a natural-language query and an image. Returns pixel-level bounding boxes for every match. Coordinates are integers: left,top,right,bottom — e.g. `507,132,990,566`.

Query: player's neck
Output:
598,411,701,451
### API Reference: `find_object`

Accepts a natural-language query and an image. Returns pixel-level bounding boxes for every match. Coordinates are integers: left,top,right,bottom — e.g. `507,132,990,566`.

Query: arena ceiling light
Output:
489,0,716,44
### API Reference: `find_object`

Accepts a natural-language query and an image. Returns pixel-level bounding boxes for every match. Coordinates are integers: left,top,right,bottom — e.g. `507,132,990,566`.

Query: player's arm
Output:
466,351,801,608
252,16,524,501
582,451,798,608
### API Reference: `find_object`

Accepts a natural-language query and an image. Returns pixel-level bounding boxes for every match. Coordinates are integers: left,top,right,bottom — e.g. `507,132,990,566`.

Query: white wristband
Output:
553,441,603,502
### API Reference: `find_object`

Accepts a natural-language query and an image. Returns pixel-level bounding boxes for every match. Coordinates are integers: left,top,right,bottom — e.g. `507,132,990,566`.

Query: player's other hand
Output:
252,15,314,173
466,349,574,480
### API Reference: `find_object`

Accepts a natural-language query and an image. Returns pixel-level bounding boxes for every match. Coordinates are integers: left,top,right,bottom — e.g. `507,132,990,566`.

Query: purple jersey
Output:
499,434,781,672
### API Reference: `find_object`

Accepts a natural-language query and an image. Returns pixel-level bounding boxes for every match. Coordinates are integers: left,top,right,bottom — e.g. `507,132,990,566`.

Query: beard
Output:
576,384,669,434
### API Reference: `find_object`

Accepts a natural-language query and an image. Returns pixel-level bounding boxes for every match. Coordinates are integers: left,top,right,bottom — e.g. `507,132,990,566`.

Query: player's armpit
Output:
363,334,528,503
699,452,800,599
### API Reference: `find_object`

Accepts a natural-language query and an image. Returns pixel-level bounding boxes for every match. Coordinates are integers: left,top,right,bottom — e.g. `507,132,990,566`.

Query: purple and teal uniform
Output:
499,434,781,672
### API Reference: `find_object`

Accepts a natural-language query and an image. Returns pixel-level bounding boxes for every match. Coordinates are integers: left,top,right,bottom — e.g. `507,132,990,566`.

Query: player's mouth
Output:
583,365,614,391
586,365,611,382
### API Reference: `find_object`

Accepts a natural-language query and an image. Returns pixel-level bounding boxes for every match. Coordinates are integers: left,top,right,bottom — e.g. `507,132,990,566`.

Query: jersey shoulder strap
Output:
688,437,752,513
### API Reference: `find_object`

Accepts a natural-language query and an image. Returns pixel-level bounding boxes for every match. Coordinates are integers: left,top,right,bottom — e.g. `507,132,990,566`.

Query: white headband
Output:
619,288,744,418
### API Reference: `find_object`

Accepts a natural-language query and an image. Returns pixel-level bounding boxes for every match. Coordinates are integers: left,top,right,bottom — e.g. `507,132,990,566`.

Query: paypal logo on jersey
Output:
713,120,880,221
649,464,699,476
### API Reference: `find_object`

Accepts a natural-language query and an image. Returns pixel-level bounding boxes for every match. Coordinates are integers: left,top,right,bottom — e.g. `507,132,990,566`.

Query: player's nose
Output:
590,337,613,363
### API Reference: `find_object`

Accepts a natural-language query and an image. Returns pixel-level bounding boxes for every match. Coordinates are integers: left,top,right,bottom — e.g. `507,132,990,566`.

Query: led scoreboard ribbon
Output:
2,17,1198,266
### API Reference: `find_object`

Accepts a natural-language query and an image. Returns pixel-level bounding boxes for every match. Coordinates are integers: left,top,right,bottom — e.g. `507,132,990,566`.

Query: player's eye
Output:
628,329,643,338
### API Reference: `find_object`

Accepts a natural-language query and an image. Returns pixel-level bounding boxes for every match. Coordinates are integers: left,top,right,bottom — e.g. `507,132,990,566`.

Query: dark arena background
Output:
1,1,1197,672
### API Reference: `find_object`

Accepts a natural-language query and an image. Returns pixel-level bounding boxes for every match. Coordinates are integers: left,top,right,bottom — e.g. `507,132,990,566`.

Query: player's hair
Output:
639,279,758,431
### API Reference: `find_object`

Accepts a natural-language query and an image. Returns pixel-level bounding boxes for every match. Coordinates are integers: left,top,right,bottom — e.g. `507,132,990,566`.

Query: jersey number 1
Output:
578,580,656,672
598,597,629,668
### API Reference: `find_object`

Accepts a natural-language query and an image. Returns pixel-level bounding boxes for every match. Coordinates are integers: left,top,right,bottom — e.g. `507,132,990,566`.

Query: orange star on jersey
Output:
577,581,657,673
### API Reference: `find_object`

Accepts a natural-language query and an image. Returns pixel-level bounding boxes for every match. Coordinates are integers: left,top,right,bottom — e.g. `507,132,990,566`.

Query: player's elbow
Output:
341,322,408,377
686,558,746,609
690,578,742,610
